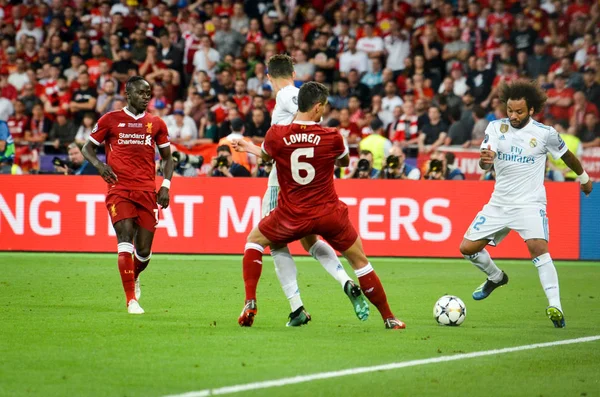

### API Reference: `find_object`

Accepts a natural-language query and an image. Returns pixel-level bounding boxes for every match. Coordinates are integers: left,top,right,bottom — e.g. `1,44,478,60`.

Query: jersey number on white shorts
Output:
291,148,315,185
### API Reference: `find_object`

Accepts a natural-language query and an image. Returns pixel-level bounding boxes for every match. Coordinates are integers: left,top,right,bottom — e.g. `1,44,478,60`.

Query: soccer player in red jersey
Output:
234,82,406,330
82,76,174,314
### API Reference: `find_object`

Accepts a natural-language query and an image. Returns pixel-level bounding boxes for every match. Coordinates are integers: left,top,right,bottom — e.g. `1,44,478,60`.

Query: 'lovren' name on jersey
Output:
90,107,170,191
262,120,348,219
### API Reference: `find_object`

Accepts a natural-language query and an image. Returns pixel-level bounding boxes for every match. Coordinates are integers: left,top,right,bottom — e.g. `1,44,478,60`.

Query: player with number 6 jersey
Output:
82,76,174,315
238,55,367,328
241,81,406,330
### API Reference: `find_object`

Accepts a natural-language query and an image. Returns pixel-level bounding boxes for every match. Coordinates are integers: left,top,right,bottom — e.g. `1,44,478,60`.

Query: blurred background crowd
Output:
0,0,599,181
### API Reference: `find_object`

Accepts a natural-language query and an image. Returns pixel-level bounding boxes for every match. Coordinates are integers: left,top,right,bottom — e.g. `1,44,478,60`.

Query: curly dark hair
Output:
498,80,547,114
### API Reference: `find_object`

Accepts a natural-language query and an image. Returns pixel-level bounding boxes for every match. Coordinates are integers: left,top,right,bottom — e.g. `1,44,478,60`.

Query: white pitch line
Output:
163,335,600,397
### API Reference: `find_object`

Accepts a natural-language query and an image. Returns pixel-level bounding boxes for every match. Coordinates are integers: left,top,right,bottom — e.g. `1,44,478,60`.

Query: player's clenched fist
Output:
480,145,496,165
157,187,170,209
581,180,593,197
231,139,249,152
98,163,118,184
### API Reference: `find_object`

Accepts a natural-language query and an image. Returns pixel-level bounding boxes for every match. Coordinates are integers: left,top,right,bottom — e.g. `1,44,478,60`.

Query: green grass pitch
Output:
1,253,599,397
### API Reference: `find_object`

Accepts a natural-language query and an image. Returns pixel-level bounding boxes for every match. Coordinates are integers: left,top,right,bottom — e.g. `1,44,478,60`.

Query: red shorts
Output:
258,201,358,252
106,189,158,232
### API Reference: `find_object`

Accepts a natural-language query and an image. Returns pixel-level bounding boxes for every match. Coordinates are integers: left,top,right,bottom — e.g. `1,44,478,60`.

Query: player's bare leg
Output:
526,238,564,328
239,227,270,327
342,237,405,329
301,235,368,321
133,225,155,301
114,219,144,314
460,238,508,300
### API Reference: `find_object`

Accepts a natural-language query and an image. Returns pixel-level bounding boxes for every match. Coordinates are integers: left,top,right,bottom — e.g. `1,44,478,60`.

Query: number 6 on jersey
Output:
291,148,316,185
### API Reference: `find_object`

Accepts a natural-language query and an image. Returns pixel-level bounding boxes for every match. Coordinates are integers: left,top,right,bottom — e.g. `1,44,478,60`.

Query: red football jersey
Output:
262,121,348,219
89,108,170,192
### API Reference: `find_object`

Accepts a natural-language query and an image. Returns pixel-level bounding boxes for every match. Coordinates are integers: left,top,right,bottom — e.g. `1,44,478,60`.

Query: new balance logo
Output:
118,123,126,127
365,287,374,293
253,260,262,265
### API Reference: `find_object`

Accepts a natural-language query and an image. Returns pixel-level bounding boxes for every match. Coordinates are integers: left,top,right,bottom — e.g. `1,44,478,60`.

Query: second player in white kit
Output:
459,80,593,328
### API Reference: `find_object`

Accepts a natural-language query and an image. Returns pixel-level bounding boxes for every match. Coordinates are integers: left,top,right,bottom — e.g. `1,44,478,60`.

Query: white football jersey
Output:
482,118,568,208
268,84,299,187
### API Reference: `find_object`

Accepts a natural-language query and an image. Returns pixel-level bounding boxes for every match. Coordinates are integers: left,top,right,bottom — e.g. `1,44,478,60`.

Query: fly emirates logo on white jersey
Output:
117,122,152,146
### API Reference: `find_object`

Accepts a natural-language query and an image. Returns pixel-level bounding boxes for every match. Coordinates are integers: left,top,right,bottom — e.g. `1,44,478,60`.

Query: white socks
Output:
533,253,562,311
465,249,503,283
309,240,352,287
272,247,303,312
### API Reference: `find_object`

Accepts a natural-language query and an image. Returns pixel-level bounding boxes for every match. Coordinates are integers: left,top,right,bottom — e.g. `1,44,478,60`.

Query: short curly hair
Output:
498,80,547,114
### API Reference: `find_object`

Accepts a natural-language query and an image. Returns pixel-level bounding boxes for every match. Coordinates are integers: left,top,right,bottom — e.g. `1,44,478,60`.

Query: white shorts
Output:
261,186,280,218
464,204,549,246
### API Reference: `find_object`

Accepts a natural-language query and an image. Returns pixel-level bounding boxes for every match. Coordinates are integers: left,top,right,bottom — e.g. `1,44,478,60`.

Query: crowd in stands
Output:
0,0,599,180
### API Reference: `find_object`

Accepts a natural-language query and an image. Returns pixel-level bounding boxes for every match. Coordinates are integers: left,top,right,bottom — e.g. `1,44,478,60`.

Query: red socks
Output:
243,243,264,301
134,251,151,279
117,242,136,303
356,263,394,320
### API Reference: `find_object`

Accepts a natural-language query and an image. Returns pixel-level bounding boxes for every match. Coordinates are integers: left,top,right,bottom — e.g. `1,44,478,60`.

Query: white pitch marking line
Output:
164,335,600,397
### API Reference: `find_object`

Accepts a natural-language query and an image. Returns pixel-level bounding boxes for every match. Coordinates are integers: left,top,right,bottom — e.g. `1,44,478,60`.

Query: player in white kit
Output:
238,54,369,327
460,80,593,328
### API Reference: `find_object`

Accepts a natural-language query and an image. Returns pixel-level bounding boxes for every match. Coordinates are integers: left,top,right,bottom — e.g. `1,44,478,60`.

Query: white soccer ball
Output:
433,295,466,326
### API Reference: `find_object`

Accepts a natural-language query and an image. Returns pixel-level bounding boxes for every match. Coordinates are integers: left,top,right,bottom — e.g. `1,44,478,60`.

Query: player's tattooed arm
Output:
157,145,174,209
82,140,118,184
561,150,593,196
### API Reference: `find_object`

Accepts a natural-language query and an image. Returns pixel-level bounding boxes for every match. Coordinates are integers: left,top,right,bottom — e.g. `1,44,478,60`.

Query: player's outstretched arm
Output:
82,140,118,184
157,145,174,209
231,139,262,157
561,150,593,196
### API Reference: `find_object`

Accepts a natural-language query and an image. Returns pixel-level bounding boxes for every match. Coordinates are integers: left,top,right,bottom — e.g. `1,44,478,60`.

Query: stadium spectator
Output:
207,144,250,178
425,151,465,180
582,67,600,109
8,58,28,91
358,118,392,172
74,113,96,146
445,107,471,147
569,91,600,130
338,37,369,77
96,80,124,116
28,104,51,147
244,108,269,144
384,20,410,75
578,112,600,148
19,83,41,116
338,107,362,146
70,73,97,126
419,106,448,154
54,142,98,176
165,109,198,145
7,100,29,146
329,78,351,111
361,57,383,89
47,110,77,154
213,16,245,58
547,73,575,123
442,26,470,73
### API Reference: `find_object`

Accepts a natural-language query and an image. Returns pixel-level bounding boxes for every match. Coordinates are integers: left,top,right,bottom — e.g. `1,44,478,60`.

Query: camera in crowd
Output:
173,151,204,177
216,155,230,169
357,159,370,172
385,155,400,169
173,151,204,168
425,159,444,180
52,157,71,169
